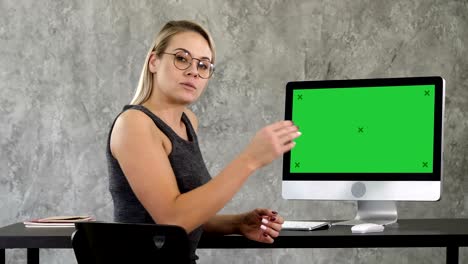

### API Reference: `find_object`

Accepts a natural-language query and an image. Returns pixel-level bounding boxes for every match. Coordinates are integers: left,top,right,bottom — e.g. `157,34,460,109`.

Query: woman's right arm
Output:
110,110,300,233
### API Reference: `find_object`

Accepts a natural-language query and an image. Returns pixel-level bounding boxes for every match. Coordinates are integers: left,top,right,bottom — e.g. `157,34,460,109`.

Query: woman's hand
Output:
241,121,300,171
238,208,284,243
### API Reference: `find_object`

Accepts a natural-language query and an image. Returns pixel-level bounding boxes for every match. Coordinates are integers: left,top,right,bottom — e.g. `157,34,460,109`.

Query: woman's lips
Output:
180,82,196,90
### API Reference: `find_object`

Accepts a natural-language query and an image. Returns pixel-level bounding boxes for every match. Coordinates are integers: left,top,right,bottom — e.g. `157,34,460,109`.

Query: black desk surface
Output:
200,218,468,249
0,223,73,248
1,219,468,249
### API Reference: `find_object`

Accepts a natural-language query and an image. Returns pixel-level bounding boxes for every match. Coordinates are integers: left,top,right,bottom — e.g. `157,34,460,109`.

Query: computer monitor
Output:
282,76,445,225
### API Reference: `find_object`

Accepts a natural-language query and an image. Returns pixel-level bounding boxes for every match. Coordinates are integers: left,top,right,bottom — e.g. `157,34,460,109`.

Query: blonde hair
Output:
130,20,216,105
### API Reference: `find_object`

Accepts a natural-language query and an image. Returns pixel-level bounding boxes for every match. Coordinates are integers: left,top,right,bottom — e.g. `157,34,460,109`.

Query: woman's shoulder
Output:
116,107,155,128
112,107,162,143
110,107,165,157
184,108,199,131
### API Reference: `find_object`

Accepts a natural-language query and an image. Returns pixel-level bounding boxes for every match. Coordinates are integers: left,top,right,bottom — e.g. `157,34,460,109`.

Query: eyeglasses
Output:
162,51,215,79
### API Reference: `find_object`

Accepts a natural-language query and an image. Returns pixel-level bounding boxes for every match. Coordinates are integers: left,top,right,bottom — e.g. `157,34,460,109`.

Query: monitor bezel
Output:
283,76,444,181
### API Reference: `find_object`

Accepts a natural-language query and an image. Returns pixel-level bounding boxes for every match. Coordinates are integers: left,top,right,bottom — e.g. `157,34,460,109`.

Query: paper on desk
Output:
23,215,95,227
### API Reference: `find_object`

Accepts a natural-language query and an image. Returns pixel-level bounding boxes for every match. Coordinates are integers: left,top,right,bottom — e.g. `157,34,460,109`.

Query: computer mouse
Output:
351,223,385,233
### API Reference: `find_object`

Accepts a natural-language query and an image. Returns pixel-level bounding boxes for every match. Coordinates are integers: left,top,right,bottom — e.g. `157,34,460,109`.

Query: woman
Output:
106,20,301,263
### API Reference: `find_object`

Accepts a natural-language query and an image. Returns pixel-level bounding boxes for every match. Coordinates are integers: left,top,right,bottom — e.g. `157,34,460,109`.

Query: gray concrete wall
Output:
1,0,467,263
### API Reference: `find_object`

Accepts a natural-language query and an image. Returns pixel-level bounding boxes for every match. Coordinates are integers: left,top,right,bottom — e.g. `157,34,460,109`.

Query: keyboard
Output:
282,221,331,231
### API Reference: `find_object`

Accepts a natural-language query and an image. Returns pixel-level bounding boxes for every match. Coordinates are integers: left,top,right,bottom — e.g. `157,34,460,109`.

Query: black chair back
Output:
72,222,191,264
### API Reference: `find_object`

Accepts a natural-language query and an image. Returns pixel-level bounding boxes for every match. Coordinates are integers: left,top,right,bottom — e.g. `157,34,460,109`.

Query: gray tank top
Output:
106,105,212,263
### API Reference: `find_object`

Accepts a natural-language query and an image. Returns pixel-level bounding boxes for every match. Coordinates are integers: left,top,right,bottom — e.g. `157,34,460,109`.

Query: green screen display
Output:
290,85,435,173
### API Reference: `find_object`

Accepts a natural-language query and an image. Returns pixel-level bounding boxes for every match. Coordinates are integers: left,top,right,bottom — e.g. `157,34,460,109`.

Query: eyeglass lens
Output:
173,51,213,78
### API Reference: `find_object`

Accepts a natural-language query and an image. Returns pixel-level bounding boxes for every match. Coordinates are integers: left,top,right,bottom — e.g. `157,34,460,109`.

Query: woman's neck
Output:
142,98,187,130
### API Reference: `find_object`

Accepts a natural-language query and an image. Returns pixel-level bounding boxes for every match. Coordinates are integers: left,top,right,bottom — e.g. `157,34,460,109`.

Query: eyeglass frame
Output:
160,50,215,79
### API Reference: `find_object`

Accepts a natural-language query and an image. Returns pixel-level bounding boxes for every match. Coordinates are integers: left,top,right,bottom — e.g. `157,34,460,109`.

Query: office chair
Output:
72,222,191,264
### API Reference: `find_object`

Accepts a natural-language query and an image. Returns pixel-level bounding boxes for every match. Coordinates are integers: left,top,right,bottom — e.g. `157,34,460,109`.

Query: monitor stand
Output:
333,201,398,226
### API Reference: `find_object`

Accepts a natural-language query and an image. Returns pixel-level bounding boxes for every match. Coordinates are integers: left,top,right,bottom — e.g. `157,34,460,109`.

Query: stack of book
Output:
23,215,95,227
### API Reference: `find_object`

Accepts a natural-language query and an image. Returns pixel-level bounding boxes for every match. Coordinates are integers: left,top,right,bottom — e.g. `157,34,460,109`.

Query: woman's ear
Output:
148,52,160,73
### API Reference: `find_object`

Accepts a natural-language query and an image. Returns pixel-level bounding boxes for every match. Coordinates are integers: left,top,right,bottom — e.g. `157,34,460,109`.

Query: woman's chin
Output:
173,94,199,105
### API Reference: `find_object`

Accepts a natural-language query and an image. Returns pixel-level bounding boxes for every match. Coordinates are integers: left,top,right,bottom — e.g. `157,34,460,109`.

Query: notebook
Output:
23,215,94,227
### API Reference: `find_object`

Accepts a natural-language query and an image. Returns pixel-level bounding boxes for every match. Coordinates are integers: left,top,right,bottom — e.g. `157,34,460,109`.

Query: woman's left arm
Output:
203,214,242,235
203,208,284,244
186,111,284,242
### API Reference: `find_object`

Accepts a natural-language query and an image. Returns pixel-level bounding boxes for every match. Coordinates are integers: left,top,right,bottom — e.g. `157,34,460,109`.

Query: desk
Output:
1,219,468,264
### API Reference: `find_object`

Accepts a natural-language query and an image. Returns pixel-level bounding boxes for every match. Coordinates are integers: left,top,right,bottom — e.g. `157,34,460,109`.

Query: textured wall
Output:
1,0,467,263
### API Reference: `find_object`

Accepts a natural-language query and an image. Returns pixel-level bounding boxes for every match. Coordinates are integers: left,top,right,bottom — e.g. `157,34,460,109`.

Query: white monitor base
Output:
333,201,398,226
